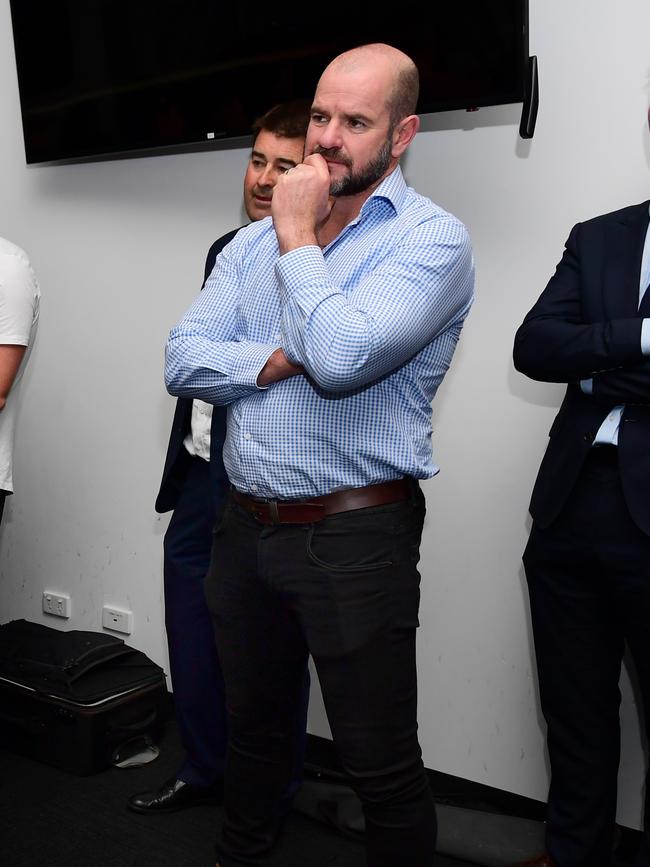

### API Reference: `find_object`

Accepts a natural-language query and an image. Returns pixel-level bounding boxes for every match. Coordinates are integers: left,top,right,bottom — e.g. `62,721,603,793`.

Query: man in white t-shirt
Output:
0,238,40,523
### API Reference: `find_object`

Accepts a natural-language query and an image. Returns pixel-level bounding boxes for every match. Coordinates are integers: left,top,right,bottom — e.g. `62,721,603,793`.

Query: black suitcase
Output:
0,619,169,775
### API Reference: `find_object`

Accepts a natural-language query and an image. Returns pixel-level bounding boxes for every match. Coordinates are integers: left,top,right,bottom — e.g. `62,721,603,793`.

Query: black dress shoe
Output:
127,777,222,814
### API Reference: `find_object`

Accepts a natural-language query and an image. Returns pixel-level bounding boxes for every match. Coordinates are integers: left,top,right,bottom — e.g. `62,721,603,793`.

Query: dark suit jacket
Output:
513,201,650,535
156,227,241,513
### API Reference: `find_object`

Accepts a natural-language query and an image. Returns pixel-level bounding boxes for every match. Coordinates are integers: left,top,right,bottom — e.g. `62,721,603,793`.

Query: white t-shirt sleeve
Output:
0,254,39,345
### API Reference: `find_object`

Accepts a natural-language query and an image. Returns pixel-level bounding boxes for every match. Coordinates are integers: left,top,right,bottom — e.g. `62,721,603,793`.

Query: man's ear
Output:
392,115,420,158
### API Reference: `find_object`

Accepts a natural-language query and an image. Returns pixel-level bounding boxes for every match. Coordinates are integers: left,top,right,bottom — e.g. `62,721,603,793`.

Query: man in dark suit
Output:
128,101,310,814
511,112,650,867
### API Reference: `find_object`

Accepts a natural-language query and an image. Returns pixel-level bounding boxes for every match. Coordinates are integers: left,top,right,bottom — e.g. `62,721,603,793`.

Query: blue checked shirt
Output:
166,167,474,499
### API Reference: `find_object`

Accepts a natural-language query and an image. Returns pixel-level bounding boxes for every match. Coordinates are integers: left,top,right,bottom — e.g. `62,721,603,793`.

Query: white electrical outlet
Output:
102,606,133,635
43,591,71,618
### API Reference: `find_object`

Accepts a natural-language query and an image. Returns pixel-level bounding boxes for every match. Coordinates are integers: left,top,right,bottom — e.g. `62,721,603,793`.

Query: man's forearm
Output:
0,344,27,409
276,221,473,392
256,348,304,386
165,334,279,405
513,316,644,383
591,359,650,404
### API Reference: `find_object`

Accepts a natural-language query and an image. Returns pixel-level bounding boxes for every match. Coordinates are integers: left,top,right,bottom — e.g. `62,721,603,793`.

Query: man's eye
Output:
251,159,265,168
349,119,365,130
311,114,327,124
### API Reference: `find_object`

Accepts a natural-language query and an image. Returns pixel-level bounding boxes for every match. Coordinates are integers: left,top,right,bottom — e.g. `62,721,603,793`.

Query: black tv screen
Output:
10,1,529,165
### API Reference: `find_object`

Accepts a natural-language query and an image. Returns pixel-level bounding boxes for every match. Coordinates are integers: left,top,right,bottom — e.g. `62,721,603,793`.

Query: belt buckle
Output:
268,500,280,525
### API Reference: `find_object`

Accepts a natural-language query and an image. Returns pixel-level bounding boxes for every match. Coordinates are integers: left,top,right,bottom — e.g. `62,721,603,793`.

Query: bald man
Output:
166,44,474,867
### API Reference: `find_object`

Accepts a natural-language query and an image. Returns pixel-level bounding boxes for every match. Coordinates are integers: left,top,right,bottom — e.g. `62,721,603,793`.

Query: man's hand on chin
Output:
272,153,333,254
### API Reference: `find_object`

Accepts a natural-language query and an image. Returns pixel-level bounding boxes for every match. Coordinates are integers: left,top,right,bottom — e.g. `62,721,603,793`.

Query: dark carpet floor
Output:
0,719,479,867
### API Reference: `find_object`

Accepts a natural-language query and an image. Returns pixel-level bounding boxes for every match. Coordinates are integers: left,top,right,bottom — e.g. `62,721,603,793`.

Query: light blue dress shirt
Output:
584,205,650,445
166,167,474,499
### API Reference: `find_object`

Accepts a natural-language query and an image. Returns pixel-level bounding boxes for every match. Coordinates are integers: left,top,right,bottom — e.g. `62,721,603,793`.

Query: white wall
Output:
1,0,648,829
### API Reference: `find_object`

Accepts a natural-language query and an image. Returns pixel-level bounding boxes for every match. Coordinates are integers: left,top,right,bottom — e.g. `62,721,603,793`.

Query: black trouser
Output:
164,457,229,785
524,449,650,867
164,456,309,793
205,483,437,867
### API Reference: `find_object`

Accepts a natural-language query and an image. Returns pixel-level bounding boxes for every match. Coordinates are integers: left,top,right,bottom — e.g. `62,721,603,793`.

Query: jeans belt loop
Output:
268,501,280,525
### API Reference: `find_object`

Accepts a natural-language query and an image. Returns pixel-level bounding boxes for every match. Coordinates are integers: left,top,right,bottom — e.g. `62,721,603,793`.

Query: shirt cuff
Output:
228,343,279,389
641,319,650,355
275,245,330,307
580,378,594,394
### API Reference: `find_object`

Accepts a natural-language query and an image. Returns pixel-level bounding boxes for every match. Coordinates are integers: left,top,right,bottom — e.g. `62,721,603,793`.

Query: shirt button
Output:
251,484,258,492
244,432,252,440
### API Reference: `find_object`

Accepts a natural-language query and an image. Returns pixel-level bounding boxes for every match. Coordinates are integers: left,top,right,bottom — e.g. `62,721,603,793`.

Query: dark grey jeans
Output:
205,482,437,867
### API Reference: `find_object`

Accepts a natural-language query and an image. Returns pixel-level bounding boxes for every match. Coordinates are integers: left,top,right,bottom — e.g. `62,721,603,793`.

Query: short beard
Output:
315,137,394,198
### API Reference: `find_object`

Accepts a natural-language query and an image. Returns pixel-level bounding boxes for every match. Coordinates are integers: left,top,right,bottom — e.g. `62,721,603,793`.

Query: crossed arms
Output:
165,215,473,405
513,221,650,405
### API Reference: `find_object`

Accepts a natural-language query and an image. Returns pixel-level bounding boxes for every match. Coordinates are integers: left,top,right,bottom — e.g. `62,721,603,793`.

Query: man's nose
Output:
317,119,342,150
258,164,275,188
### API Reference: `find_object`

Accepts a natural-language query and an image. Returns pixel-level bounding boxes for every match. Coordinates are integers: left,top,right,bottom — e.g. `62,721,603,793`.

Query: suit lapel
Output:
603,202,650,319
639,218,650,318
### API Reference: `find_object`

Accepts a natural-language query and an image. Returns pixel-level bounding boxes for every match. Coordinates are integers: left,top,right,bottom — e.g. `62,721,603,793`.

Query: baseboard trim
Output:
305,732,645,852
304,733,545,821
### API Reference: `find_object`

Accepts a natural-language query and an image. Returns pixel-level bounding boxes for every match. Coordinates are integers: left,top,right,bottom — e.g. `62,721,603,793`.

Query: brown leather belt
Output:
231,478,412,525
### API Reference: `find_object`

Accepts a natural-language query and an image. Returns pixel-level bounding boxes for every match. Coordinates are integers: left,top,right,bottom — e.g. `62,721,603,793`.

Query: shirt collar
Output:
359,165,408,218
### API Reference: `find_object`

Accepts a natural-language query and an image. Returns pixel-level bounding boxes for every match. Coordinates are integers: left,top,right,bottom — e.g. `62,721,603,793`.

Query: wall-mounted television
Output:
9,1,530,166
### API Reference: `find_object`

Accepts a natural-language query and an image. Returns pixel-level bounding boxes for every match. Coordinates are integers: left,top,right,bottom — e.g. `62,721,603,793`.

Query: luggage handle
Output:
107,708,158,736
11,644,134,686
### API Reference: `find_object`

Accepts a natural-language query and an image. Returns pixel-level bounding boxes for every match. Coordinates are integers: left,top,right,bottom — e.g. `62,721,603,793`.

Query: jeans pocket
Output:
305,507,400,573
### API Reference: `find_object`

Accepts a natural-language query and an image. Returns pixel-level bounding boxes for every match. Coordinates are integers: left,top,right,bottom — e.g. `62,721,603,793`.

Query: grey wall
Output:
1,0,648,829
